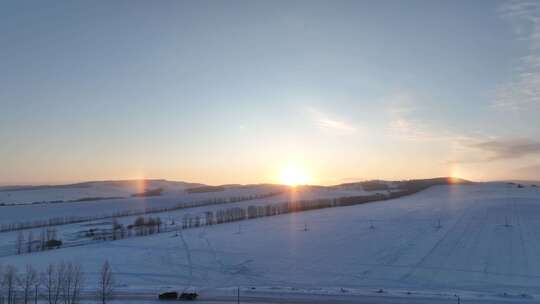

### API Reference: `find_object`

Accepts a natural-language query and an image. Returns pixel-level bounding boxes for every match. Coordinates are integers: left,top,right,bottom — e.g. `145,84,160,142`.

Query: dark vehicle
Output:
179,292,198,301
46,239,63,249
158,292,178,300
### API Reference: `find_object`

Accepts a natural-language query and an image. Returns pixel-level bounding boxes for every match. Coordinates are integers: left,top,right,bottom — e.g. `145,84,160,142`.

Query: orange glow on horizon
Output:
279,165,311,186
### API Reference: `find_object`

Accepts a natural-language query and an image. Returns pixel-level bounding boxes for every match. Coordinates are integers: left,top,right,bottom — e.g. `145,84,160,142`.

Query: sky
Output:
1,0,540,186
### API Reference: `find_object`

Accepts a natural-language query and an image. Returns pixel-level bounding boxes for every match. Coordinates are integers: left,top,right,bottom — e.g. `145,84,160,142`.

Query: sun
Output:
279,166,310,186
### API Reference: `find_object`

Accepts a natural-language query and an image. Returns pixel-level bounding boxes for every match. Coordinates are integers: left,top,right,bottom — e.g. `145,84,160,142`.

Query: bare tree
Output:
69,264,83,304
97,261,114,304
2,265,18,304
60,263,71,304
119,226,126,240
156,217,162,233
0,264,4,304
33,272,41,304
43,263,63,304
111,218,119,240
44,263,55,304
61,263,83,304
18,265,38,304
39,230,46,251
16,231,24,255
27,232,34,253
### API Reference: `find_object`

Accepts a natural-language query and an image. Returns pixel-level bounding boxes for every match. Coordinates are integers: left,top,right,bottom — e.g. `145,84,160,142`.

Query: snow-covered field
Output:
2,182,540,301
0,182,377,225
0,185,386,257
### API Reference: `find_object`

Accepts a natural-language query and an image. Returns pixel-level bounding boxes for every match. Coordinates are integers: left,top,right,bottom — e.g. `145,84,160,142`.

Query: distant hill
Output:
0,179,205,192
0,179,206,205
0,177,472,205
499,180,540,186
334,177,472,191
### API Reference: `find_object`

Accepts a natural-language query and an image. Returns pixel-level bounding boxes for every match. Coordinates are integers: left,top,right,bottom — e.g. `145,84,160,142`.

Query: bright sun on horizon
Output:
279,166,311,186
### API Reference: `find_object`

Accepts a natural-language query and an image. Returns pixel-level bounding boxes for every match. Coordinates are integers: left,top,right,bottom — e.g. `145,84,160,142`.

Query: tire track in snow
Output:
398,206,471,283
420,204,485,288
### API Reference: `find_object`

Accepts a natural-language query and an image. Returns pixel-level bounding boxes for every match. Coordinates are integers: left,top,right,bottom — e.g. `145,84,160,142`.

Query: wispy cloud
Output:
495,0,540,110
468,138,540,160
316,118,356,132
384,92,454,142
308,108,357,133
381,92,522,165
387,118,439,141
449,137,540,163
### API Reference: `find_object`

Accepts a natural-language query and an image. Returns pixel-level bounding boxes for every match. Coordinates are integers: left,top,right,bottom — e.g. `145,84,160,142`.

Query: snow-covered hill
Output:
3,182,540,300
0,179,205,205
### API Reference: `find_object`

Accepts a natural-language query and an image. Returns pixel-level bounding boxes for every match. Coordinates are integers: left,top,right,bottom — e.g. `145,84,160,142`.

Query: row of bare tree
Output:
9,192,406,258
0,261,114,304
0,191,283,233
15,229,62,255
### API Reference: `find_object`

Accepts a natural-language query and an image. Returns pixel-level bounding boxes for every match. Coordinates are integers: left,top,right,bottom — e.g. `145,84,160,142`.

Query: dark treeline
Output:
14,228,63,255
0,197,124,207
185,186,225,194
131,188,164,197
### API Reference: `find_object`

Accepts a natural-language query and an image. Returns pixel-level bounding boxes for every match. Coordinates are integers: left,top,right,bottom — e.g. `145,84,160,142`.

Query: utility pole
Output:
237,287,240,304
34,285,38,304
436,218,442,229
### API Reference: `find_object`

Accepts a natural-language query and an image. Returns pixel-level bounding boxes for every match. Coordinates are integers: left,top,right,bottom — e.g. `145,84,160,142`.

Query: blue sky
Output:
1,0,540,185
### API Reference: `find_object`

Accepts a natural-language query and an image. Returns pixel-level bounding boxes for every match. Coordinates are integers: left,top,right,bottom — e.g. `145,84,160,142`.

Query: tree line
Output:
0,191,283,233
0,261,114,304
14,228,63,256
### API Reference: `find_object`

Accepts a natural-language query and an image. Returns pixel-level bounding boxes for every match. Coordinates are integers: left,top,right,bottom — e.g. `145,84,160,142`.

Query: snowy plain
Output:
2,182,540,302
0,184,382,256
